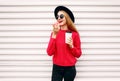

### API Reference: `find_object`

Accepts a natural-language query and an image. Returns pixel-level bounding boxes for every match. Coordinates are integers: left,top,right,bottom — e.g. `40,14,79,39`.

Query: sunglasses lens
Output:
56,14,64,19
60,14,64,19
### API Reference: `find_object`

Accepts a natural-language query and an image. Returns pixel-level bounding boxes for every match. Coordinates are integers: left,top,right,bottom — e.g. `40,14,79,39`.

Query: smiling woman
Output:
46,6,82,81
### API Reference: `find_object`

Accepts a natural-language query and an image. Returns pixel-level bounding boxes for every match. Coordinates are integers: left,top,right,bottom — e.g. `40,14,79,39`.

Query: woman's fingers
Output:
52,22,60,34
66,37,73,48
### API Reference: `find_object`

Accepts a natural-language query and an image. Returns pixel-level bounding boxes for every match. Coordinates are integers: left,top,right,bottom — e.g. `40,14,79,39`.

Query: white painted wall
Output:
0,0,120,81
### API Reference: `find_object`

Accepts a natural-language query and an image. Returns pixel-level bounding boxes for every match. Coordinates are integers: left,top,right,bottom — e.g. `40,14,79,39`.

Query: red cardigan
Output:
47,30,82,66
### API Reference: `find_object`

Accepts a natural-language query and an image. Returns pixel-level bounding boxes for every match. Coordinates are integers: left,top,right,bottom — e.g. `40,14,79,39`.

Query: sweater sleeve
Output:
46,33,56,56
71,32,82,58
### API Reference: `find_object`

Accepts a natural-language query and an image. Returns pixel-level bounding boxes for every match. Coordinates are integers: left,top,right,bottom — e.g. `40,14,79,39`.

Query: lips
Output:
58,21,63,24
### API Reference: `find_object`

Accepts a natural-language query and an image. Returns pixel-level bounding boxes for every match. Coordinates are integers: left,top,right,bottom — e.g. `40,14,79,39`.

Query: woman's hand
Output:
52,22,60,38
66,37,74,48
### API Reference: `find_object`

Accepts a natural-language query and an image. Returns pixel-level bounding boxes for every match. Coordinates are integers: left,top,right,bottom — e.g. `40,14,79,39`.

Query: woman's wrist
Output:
52,32,57,38
70,45,74,48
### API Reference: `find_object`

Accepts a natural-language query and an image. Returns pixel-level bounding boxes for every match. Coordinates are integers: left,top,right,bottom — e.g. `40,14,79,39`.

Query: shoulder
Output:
72,31,79,37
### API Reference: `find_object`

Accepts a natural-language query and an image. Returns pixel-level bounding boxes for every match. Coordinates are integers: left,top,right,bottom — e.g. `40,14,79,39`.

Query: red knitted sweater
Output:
47,30,82,66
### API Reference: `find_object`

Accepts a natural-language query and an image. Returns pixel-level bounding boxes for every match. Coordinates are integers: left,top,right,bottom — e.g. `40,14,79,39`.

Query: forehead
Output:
57,11,64,15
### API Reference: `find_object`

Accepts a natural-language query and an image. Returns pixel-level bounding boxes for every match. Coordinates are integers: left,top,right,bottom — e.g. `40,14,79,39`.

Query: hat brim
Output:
54,6,75,23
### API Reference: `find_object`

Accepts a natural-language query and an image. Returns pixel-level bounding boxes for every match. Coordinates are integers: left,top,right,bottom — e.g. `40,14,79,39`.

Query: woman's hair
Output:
62,10,79,33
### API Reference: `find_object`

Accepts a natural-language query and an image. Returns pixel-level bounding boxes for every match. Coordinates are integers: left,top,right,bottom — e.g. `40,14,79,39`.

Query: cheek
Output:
62,20,66,24
62,19,67,24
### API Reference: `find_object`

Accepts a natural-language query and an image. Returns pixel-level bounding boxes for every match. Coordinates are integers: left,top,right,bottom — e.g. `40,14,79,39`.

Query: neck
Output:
60,24,68,30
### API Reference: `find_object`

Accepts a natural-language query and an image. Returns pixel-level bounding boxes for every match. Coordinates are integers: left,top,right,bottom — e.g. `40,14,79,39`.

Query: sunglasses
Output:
56,14,64,19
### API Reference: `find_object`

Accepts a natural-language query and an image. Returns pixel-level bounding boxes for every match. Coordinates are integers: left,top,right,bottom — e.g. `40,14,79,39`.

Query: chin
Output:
59,23,64,26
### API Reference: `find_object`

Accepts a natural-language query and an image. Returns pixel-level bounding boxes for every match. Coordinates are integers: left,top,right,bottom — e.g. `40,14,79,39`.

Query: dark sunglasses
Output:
56,14,64,19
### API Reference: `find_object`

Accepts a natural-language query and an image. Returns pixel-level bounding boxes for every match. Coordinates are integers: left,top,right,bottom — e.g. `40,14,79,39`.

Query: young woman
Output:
47,6,82,81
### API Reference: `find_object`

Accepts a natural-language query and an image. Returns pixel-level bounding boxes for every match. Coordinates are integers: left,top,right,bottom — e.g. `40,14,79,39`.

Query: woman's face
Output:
57,11,67,26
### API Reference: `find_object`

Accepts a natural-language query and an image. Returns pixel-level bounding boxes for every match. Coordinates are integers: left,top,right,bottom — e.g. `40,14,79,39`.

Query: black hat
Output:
54,6,75,23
